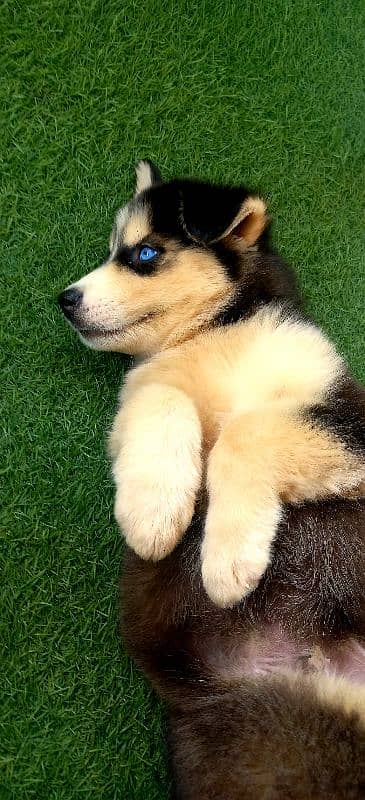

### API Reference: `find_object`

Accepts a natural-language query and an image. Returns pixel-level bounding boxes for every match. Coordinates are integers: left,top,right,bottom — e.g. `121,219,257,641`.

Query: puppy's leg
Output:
110,383,202,560
202,410,365,607
202,412,281,608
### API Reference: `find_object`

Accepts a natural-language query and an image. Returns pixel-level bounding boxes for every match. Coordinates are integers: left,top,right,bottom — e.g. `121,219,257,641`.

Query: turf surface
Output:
1,0,365,797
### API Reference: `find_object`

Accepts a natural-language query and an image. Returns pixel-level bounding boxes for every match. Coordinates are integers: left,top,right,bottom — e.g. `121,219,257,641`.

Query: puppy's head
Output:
58,161,269,355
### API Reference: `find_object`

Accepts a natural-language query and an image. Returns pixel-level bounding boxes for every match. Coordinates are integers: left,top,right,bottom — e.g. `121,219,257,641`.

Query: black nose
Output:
58,287,83,317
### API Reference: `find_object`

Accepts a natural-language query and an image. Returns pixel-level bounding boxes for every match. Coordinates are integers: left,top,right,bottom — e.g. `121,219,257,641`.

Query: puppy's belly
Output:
199,626,365,684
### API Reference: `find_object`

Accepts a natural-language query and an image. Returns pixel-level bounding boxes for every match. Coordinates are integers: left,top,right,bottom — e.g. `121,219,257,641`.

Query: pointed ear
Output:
180,183,268,247
135,159,162,195
221,196,268,247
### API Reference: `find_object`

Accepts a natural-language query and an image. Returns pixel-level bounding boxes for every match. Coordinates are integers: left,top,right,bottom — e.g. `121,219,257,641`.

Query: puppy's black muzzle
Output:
58,287,83,321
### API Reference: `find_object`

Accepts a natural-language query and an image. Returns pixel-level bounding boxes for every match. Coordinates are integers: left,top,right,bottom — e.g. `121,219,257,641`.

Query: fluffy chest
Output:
175,310,343,439
127,308,344,447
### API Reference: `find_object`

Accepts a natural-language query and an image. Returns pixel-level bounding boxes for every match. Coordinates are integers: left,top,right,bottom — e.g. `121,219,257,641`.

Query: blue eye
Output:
139,245,158,262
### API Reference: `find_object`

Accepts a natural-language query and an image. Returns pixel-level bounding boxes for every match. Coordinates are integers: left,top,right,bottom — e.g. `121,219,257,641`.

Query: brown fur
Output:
121,495,365,798
169,681,365,800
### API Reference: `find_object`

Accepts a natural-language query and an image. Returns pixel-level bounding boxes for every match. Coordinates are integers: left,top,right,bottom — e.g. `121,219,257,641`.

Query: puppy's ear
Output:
223,195,268,247
180,183,268,247
135,159,162,195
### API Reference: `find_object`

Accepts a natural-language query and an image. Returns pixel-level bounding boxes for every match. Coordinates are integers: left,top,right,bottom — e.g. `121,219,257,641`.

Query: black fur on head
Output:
139,171,298,314
130,163,300,323
142,178,269,249
177,181,254,244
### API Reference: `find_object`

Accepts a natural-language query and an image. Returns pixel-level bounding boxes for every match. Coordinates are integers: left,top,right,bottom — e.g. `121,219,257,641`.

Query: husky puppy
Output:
59,161,365,607
59,164,365,798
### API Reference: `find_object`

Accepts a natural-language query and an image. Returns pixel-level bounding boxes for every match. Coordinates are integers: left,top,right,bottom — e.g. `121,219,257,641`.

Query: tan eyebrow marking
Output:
123,207,151,247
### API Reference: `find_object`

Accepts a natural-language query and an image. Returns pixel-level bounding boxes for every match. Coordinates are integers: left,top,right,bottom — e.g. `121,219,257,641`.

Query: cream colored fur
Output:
110,383,202,560
134,160,156,195
311,671,365,726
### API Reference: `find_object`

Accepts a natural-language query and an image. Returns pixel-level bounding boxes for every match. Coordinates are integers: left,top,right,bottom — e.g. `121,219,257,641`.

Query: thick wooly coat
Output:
59,162,365,798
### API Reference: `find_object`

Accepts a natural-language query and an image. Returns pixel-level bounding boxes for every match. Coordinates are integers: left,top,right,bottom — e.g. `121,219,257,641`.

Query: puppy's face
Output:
59,161,267,355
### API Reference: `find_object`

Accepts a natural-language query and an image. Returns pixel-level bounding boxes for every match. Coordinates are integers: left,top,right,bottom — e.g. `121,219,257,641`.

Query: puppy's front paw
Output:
114,476,196,561
201,502,281,607
201,539,268,608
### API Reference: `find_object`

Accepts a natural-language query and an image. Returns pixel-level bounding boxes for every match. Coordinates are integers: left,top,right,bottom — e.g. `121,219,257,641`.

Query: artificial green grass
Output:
1,0,365,797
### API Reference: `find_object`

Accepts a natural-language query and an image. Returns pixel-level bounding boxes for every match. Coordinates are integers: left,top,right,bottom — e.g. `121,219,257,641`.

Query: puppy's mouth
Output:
79,326,124,339
77,311,159,339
